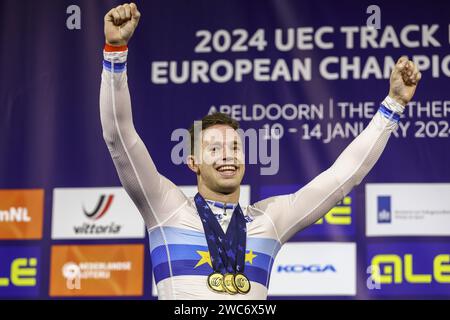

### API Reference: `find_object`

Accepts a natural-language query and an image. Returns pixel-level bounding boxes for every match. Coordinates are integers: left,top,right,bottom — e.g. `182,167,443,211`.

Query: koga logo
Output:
277,264,337,273
0,258,37,287
73,194,121,234
0,207,31,222
370,254,450,284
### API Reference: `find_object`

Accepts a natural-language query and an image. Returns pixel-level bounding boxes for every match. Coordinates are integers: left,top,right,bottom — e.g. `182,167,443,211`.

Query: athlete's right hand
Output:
104,3,141,46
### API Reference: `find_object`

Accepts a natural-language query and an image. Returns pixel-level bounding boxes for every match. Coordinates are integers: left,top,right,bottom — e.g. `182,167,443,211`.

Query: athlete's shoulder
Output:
250,193,292,214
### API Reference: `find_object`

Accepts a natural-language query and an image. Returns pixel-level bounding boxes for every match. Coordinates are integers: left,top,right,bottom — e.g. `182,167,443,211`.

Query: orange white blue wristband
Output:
103,44,128,73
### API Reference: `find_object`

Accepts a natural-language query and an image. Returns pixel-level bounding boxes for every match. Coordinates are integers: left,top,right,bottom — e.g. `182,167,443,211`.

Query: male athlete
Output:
100,3,421,299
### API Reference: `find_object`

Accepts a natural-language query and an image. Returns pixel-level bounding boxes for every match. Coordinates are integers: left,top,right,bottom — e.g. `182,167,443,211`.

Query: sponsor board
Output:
49,244,144,297
0,246,40,297
268,242,356,296
0,190,44,240
51,187,145,239
367,242,450,296
366,184,450,236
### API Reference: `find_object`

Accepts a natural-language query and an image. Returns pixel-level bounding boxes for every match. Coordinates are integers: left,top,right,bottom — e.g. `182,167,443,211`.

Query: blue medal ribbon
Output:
194,193,247,274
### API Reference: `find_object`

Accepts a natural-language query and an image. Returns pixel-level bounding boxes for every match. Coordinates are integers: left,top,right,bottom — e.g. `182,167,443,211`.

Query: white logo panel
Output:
366,183,450,236
268,242,356,296
52,187,145,239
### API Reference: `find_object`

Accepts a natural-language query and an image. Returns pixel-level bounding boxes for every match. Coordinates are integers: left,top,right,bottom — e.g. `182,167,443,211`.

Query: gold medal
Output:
234,273,251,294
207,272,225,293
223,273,238,295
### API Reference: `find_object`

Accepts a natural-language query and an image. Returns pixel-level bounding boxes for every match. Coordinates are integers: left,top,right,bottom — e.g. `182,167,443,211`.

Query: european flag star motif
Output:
245,250,257,264
194,250,212,268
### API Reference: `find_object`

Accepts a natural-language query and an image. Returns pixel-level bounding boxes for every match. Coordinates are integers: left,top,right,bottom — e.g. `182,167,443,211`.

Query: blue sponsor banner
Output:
260,185,355,239
367,243,450,296
0,246,40,298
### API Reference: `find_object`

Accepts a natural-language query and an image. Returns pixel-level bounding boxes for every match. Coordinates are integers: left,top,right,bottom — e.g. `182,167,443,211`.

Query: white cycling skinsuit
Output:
100,45,403,300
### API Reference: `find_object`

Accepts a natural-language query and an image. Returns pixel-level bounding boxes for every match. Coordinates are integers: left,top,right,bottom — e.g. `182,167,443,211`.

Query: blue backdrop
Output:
0,0,449,299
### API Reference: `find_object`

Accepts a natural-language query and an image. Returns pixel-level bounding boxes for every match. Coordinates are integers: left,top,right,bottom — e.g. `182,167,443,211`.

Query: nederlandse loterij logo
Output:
377,195,391,224
62,262,81,290
62,260,132,291
74,194,121,235
50,245,144,297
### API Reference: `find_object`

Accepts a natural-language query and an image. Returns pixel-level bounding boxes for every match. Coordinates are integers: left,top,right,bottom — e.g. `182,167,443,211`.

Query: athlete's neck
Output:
198,185,240,204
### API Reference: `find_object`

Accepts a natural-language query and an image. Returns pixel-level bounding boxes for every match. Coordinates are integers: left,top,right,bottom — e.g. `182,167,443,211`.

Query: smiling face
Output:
189,124,245,197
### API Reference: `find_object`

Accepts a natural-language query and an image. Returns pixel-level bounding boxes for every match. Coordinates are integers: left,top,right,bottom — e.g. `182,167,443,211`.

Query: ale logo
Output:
0,246,40,297
0,258,37,287
370,254,450,284
315,196,352,225
83,194,114,220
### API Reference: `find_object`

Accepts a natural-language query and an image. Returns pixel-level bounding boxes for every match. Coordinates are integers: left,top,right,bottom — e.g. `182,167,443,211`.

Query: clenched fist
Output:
104,3,141,46
389,56,421,106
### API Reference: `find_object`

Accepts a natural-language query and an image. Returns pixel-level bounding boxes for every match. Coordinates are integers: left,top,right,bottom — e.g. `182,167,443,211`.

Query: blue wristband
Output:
378,104,401,123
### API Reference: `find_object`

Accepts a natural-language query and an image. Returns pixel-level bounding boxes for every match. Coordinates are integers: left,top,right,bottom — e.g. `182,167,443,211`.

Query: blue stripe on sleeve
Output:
103,60,127,73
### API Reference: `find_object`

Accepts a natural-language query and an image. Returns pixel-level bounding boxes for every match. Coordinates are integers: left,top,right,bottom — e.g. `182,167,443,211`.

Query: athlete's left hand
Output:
388,56,421,106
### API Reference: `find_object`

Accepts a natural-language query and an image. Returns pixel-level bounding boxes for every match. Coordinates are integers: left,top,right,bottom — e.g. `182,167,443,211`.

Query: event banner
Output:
0,0,449,299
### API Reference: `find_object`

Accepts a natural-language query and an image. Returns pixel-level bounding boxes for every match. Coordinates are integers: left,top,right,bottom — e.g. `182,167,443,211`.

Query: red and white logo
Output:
83,194,115,220
51,187,145,240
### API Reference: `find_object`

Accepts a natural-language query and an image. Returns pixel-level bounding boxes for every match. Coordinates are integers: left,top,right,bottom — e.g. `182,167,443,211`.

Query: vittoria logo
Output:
52,188,145,240
74,194,121,235
83,194,114,220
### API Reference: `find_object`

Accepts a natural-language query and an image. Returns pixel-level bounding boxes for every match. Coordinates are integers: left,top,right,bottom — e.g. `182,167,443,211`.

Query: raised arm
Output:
253,56,421,244
100,3,187,228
